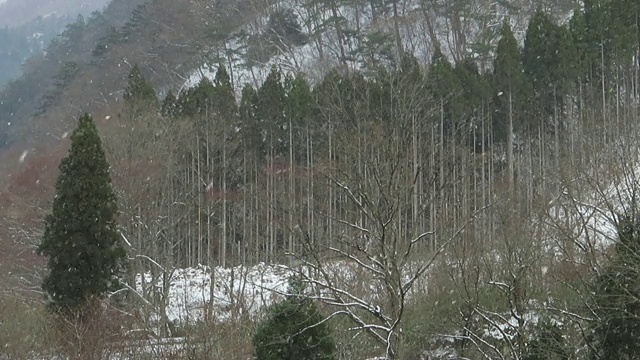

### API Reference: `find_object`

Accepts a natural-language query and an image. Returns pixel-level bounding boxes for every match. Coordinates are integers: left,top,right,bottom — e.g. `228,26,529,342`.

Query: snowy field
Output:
135,262,293,324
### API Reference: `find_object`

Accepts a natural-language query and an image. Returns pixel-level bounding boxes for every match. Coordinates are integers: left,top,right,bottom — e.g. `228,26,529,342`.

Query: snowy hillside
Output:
181,0,573,94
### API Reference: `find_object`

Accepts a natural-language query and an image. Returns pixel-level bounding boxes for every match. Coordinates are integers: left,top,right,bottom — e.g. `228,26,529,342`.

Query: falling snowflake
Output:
19,150,28,163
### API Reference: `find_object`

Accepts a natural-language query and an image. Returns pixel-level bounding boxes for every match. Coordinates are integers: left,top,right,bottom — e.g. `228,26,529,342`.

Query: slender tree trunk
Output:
507,91,514,192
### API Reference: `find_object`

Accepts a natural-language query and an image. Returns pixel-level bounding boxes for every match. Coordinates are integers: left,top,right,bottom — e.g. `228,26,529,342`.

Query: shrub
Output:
253,279,335,360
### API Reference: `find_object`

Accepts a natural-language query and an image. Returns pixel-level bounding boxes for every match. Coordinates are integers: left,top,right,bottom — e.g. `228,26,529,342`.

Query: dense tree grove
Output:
3,0,640,358
103,2,640,357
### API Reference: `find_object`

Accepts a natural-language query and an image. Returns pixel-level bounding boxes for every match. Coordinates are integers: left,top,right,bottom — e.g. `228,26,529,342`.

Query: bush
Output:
253,279,335,360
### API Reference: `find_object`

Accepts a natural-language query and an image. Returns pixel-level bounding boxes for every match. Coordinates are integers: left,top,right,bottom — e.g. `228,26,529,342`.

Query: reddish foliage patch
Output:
0,145,68,275
205,187,244,202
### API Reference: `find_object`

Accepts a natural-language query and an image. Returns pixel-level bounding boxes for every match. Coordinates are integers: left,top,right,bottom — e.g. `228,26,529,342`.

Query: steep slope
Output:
0,0,252,275
0,0,580,276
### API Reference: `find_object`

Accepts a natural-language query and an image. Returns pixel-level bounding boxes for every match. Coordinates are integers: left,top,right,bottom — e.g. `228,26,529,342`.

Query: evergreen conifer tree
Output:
253,279,335,360
591,214,640,359
257,65,287,158
523,9,574,125
454,58,491,151
239,84,263,158
212,64,238,121
124,64,157,116
492,21,530,136
568,8,590,83
428,47,462,138
38,113,126,314
161,90,177,118
284,73,312,163
523,318,569,360
177,77,215,117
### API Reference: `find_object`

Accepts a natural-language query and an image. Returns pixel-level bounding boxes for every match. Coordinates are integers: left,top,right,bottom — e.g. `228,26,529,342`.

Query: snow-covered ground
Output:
135,262,293,324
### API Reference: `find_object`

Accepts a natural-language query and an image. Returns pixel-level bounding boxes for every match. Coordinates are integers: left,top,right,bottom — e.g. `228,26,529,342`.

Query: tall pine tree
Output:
257,65,287,159
284,73,312,163
38,113,126,314
123,64,157,116
523,9,574,127
492,21,530,189
239,84,263,159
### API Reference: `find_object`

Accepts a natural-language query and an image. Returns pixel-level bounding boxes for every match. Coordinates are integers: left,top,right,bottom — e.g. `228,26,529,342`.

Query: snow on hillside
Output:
135,262,293,324
545,155,640,259
180,0,548,97
134,258,434,327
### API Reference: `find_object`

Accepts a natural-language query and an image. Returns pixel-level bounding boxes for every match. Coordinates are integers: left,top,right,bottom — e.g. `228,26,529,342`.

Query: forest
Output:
1,0,640,359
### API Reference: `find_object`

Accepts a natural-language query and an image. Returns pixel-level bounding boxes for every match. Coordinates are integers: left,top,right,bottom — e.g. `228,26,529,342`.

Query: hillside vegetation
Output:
1,0,640,358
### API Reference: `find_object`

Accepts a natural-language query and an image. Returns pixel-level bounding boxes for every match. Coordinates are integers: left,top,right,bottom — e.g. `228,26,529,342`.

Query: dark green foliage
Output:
568,8,590,82
285,74,312,126
492,21,531,138
177,77,215,117
212,64,238,121
93,26,125,57
121,3,149,41
60,14,86,46
352,31,396,70
582,0,638,81
258,65,287,158
590,214,640,359
161,90,178,118
398,52,424,87
312,69,347,123
38,113,126,314
124,64,157,111
428,47,463,138
285,73,313,163
239,84,263,158
454,58,491,151
524,318,569,360
523,9,574,125
53,62,80,88
253,279,335,360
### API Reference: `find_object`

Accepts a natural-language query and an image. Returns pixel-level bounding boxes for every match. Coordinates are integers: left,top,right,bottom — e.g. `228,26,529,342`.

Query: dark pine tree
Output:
212,64,238,120
284,73,312,163
568,8,591,85
239,84,263,159
454,58,491,152
38,113,126,315
523,318,569,360
492,21,530,138
523,9,574,128
177,77,215,117
123,64,157,116
591,214,640,360
253,278,335,360
257,65,287,159
427,46,462,139
161,90,178,118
